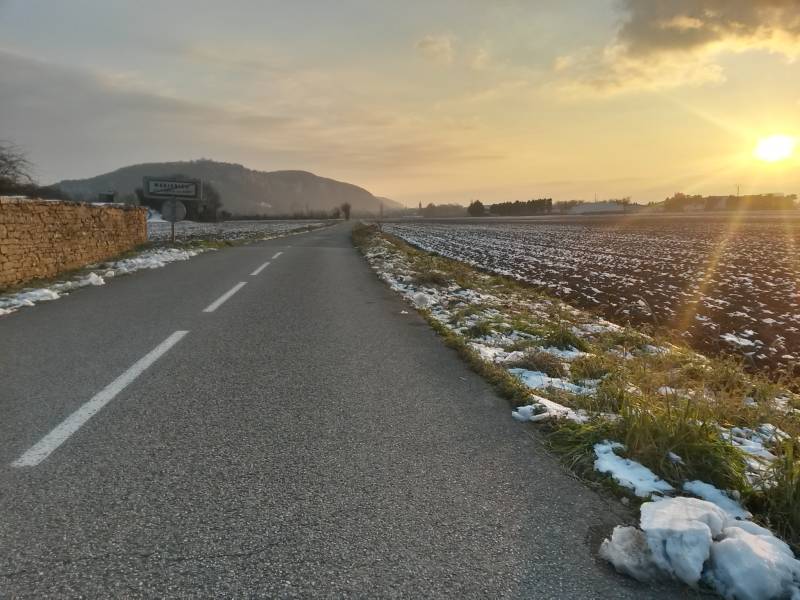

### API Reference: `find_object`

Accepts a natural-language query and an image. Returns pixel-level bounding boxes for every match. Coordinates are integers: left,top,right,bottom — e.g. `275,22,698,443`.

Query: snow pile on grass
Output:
683,480,751,520
0,247,202,316
601,497,800,600
510,368,596,396
512,396,588,424
593,441,675,497
719,423,791,484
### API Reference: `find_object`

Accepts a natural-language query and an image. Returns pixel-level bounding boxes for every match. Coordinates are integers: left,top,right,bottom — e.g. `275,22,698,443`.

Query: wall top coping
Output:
0,196,145,212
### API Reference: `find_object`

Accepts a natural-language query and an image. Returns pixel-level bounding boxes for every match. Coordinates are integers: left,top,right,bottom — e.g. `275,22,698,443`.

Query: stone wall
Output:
0,197,147,289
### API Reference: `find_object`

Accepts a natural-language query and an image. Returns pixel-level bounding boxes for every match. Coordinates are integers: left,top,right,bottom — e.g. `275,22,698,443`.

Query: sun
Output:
753,134,796,163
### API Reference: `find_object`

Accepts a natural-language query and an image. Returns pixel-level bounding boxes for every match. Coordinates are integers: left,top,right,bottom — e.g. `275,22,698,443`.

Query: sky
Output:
1,0,800,206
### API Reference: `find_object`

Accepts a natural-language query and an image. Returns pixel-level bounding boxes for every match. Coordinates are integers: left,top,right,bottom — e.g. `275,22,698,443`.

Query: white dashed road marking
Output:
203,282,247,313
12,331,189,467
250,262,271,276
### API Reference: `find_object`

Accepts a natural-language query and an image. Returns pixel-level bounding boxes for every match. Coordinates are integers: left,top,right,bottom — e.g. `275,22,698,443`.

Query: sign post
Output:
161,199,187,242
143,177,201,243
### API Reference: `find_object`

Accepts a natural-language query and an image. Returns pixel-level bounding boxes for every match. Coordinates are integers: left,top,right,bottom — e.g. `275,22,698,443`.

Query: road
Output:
0,224,684,598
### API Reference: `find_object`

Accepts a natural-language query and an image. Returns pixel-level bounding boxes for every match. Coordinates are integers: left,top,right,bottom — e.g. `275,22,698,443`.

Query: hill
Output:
55,160,400,216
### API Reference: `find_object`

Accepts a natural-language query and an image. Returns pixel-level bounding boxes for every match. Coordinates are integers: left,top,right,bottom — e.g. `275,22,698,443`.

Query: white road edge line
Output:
250,261,271,276
271,251,283,259
11,330,189,468
202,282,247,313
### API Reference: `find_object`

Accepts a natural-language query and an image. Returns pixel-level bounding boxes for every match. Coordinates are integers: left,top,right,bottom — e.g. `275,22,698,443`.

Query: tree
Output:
331,206,341,219
0,142,72,200
198,181,222,222
467,200,485,216
0,142,33,192
341,202,352,220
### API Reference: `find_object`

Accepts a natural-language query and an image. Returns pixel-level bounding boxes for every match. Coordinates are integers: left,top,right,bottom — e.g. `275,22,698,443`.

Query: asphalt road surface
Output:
0,224,686,598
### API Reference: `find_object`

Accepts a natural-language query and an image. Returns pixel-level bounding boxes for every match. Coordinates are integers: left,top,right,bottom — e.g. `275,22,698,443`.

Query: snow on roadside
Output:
0,247,202,316
512,397,588,424
593,441,675,498
358,227,800,599
147,219,327,242
510,368,597,396
601,497,800,600
683,481,751,520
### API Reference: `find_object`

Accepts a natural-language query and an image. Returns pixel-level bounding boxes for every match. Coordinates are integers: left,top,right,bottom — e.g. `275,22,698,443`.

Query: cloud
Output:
556,0,800,96
617,0,800,56
0,48,499,185
415,34,455,65
469,46,491,71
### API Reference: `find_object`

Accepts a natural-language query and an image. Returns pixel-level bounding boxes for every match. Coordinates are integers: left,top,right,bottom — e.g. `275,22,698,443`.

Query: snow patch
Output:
683,481,751,520
0,248,203,316
512,396,588,424
509,368,595,396
593,441,674,498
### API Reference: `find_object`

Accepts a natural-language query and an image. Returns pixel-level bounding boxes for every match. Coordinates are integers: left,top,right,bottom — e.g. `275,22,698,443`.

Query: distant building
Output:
569,201,630,215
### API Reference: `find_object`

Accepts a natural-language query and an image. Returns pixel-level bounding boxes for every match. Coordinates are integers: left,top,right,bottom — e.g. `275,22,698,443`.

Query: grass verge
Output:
353,222,800,550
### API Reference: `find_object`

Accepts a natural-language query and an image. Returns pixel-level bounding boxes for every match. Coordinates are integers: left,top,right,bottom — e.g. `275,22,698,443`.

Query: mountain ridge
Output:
56,160,401,215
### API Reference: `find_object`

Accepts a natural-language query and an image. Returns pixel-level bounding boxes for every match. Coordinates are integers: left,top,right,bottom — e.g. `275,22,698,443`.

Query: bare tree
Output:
376,201,384,232
0,142,33,192
340,202,351,220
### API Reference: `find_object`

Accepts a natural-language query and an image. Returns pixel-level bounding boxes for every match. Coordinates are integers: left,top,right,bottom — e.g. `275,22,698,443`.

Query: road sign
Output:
143,177,200,200
161,199,187,223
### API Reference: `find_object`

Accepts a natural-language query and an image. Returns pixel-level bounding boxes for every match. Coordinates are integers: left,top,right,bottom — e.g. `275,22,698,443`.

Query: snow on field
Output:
147,219,327,242
601,497,800,599
0,248,202,315
384,220,800,373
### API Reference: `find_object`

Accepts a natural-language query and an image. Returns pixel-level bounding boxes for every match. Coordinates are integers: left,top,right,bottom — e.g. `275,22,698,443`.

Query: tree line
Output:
468,198,553,216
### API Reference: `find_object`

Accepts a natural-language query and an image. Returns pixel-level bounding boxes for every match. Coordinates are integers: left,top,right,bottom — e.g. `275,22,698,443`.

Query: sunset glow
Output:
754,135,796,163
1,1,800,205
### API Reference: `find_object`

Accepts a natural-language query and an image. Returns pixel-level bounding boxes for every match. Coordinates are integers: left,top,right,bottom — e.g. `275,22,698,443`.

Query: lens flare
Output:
754,134,796,162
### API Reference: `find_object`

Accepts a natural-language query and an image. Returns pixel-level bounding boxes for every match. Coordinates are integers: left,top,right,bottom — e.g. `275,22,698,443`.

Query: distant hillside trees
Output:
341,202,351,220
488,198,552,216
467,200,485,216
665,192,798,212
